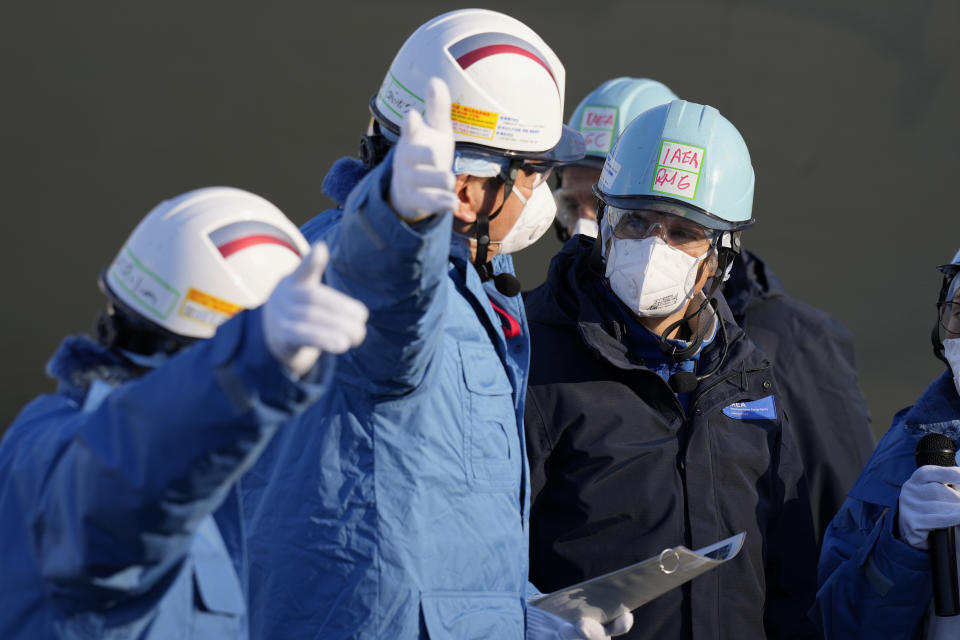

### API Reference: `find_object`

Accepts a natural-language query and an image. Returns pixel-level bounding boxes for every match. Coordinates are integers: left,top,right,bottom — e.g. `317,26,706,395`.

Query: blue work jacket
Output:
238,156,533,639
0,308,326,639
816,371,960,638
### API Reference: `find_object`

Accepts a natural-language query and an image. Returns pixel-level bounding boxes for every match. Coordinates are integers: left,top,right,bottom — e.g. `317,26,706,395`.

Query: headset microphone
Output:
493,273,522,297
668,371,699,394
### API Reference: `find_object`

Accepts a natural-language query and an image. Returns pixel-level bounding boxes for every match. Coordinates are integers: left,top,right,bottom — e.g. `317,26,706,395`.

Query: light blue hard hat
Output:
568,77,678,167
595,99,755,231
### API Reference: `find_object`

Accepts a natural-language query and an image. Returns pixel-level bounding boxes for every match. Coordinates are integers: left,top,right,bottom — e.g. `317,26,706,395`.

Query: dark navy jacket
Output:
723,251,875,547
816,371,960,639
523,237,818,640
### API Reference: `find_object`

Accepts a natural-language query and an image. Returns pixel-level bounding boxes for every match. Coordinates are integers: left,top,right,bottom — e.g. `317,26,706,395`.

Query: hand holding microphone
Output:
389,77,459,222
900,433,960,615
263,242,369,376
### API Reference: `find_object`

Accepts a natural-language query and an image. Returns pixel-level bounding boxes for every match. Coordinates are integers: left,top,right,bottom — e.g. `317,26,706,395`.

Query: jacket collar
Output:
527,235,758,376
45,335,138,404
848,371,960,507
722,250,787,321
903,370,960,440
321,157,371,206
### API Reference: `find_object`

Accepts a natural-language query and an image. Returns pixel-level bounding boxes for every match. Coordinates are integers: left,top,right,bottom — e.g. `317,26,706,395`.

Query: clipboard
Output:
529,532,746,624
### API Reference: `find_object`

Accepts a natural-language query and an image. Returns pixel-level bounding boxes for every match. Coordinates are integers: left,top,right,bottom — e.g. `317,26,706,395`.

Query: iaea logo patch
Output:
722,395,777,421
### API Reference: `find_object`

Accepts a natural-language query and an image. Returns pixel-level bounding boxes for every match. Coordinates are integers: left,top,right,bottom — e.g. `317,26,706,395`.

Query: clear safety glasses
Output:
503,163,552,202
938,271,960,340
604,206,716,252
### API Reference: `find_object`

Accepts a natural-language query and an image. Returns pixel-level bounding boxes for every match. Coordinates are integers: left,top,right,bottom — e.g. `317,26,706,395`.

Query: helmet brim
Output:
369,94,586,166
593,191,755,232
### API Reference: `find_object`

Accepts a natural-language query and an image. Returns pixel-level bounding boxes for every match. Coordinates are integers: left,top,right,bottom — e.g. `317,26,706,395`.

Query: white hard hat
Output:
104,186,309,340
370,9,582,163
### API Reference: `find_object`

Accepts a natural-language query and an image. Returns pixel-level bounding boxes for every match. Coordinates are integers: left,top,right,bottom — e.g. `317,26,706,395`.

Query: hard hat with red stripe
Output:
103,186,310,340
369,8,583,165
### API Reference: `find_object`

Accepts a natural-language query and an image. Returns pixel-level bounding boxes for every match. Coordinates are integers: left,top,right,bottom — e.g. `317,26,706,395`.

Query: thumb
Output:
291,242,329,284
401,107,424,140
422,77,452,131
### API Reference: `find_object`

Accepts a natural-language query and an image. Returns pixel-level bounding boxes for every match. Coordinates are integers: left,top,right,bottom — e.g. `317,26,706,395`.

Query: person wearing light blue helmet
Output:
523,100,819,639
552,77,677,241
552,76,874,549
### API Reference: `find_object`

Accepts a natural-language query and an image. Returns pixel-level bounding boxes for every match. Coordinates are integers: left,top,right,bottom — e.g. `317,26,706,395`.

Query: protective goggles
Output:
604,206,716,251
937,266,960,341
454,151,551,186
508,163,552,193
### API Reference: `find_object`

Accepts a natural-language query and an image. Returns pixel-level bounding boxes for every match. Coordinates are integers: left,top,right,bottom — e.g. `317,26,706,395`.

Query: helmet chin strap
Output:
657,269,725,361
474,160,521,274
657,233,738,362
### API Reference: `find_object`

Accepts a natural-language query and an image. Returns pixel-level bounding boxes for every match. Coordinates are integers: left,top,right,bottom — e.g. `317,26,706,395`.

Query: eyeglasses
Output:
605,207,714,251
506,163,552,187
938,274,960,340
499,163,552,203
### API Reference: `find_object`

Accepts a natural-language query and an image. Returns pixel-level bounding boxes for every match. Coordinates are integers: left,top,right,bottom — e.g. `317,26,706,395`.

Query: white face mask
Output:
571,217,599,238
605,235,708,317
496,182,557,254
944,338,960,396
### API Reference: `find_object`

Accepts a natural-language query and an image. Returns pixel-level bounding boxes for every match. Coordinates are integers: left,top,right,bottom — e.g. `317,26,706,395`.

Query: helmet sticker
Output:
111,247,180,320
599,153,622,191
494,115,547,147
178,287,243,329
579,105,618,154
651,140,706,200
451,103,499,140
377,71,425,120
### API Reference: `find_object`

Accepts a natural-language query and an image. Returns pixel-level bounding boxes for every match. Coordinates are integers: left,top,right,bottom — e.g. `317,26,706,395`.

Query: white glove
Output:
898,464,960,550
262,242,368,376
527,604,634,640
389,76,459,222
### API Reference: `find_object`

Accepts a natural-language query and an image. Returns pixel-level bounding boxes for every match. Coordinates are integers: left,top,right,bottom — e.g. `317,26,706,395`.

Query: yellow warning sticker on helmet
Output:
178,287,243,328
651,140,705,200
451,103,499,140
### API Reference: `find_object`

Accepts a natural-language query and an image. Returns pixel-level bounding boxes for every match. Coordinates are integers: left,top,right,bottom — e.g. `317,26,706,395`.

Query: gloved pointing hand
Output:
263,242,369,376
389,76,459,222
898,464,960,550
527,603,634,640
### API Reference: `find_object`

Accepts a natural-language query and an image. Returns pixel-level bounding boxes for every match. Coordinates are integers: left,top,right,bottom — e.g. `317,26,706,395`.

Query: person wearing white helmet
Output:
555,77,874,549
0,187,368,639
234,9,632,640
523,101,819,639
817,249,960,639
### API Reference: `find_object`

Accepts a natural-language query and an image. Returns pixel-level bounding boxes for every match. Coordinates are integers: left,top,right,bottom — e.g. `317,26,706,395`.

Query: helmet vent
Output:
448,32,557,91
209,220,302,259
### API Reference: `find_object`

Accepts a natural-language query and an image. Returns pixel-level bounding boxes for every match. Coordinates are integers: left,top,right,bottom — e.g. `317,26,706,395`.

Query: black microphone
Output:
916,433,960,616
493,273,522,297
668,371,698,394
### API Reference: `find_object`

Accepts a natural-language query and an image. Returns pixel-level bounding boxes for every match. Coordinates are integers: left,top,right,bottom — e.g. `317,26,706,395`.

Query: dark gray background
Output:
2,1,958,438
